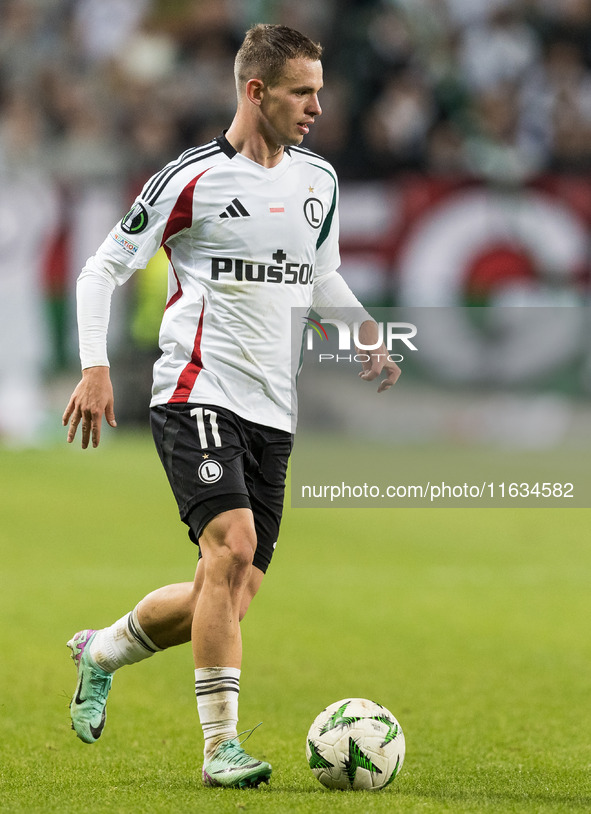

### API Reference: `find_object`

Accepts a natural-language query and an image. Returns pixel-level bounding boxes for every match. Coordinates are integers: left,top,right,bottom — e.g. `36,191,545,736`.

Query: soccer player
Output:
62,24,400,789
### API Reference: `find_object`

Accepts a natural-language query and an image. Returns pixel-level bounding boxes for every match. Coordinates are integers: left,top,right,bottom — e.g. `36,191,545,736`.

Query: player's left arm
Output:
310,165,400,392
355,317,401,393
312,271,400,392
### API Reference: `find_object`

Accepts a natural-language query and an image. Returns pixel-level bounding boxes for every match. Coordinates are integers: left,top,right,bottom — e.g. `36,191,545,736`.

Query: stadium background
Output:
1,0,591,443
1,3,591,812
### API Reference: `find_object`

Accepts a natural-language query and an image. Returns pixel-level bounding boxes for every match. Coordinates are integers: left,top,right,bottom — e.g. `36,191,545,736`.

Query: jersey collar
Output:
216,131,293,168
216,132,237,158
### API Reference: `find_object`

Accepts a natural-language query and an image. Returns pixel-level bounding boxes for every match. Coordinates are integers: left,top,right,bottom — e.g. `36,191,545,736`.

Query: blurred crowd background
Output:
2,0,591,445
4,0,591,183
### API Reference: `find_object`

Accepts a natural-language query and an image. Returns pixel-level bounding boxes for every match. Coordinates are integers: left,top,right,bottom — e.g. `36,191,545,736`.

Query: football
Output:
305,698,405,791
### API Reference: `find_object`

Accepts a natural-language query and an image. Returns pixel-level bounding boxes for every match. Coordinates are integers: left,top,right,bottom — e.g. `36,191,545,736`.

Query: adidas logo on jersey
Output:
219,198,250,219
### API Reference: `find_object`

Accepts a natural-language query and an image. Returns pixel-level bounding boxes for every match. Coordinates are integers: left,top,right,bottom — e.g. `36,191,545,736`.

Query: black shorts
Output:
150,403,293,573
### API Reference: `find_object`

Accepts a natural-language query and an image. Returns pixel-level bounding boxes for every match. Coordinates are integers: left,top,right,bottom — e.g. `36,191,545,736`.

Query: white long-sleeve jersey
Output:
78,134,367,432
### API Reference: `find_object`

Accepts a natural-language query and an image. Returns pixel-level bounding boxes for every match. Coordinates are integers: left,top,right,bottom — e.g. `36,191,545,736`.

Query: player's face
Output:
261,58,323,147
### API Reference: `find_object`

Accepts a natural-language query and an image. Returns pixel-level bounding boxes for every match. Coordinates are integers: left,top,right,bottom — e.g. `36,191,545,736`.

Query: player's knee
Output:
202,518,256,578
220,534,255,575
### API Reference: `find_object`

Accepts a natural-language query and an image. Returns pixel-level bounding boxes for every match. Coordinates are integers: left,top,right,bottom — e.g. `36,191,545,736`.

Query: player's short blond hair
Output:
235,24,323,92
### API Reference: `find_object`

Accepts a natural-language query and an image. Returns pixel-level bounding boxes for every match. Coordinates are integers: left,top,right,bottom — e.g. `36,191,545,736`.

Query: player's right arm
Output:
62,252,131,448
63,145,219,448
63,188,171,448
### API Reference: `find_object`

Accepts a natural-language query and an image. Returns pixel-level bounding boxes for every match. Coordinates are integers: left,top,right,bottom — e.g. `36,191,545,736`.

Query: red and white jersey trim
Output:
78,135,363,431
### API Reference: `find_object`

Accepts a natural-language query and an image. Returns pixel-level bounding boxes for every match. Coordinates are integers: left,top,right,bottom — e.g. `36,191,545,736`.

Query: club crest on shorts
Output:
198,459,223,483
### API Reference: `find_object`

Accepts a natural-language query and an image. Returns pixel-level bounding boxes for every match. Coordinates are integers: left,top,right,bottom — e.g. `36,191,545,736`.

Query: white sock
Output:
89,606,162,673
195,667,240,760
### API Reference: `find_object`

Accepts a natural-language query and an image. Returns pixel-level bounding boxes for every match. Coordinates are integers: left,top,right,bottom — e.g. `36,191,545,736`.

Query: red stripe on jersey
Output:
160,168,210,246
169,299,205,403
163,246,183,310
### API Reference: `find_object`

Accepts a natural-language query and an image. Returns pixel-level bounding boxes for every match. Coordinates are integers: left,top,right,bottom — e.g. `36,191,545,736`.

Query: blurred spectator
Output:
529,0,591,63
364,68,436,172
71,0,151,64
425,120,467,175
520,38,591,170
458,5,540,92
463,82,545,182
366,3,415,69
0,0,51,86
0,92,58,445
305,78,352,169
266,0,336,43
47,73,129,363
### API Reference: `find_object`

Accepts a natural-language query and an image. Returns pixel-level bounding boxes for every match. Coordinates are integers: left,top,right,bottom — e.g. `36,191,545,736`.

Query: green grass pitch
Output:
1,431,590,813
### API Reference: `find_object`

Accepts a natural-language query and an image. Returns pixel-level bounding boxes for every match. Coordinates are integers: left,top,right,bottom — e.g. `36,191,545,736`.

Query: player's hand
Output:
356,320,401,393
62,366,117,448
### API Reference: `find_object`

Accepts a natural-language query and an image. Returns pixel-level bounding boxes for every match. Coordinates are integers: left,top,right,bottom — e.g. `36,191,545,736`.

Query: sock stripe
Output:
195,681,240,695
127,615,158,654
195,679,240,695
195,686,240,697
195,676,241,687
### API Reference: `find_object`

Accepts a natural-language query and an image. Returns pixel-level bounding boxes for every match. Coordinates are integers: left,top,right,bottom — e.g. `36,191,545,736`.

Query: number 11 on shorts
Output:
190,407,222,448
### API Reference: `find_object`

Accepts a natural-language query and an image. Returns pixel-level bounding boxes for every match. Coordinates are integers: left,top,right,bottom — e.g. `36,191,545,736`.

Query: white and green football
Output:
305,698,405,791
